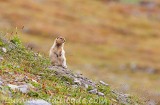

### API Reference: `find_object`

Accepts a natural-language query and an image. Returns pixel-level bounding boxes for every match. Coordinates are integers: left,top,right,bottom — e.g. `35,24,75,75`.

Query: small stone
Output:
8,84,19,90
84,84,88,88
66,82,70,85
72,85,78,88
74,74,77,77
32,79,38,83
0,81,3,86
2,47,7,53
97,92,104,96
88,89,97,94
123,94,130,98
88,80,92,83
74,78,81,85
8,72,14,75
24,99,51,105
18,85,29,93
8,84,33,93
100,81,109,86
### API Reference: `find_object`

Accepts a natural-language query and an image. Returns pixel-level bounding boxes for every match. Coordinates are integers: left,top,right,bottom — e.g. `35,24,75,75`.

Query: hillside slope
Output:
0,0,160,104
0,35,143,104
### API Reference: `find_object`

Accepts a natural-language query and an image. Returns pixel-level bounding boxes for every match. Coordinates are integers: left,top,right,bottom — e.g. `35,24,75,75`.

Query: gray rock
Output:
72,85,78,88
32,79,38,83
84,84,88,88
0,81,3,85
2,47,7,53
74,78,81,85
25,99,51,105
18,85,29,93
97,92,104,96
0,78,3,87
8,84,33,93
8,84,19,90
88,89,97,94
49,66,97,88
99,80,109,86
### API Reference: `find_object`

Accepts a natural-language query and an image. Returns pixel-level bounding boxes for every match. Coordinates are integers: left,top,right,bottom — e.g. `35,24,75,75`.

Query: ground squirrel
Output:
49,36,67,69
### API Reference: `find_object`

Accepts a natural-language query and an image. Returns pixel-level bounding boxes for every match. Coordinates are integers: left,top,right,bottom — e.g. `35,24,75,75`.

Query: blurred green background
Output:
0,0,160,103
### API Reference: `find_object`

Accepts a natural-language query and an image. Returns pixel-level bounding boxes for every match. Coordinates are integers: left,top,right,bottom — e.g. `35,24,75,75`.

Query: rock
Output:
97,92,104,96
123,94,130,98
8,84,19,90
32,79,38,83
49,66,97,92
84,84,88,88
88,89,97,94
8,84,33,93
0,78,3,86
18,84,29,93
99,80,109,86
0,81,3,85
73,78,81,85
74,74,78,77
72,85,78,88
2,47,7,53
24,99,51,105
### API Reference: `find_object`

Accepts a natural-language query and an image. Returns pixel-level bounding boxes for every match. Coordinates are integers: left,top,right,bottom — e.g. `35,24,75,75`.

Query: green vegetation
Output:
0,35,118,105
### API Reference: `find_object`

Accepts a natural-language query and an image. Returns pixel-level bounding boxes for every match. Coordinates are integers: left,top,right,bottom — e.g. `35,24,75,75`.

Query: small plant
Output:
97,84,111,95
87,85,93,91
0,39,4,46
27,91,39,97
10,35,22,47
60,75,73,84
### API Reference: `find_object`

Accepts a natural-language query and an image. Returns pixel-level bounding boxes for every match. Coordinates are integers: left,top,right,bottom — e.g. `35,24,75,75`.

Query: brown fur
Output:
49,37,67,68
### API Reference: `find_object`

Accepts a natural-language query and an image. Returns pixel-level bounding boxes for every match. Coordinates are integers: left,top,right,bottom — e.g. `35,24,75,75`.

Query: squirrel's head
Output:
55,36,66,45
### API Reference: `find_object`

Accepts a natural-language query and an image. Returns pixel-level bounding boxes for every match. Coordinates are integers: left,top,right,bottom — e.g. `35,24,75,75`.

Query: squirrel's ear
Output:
56,36,60,39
